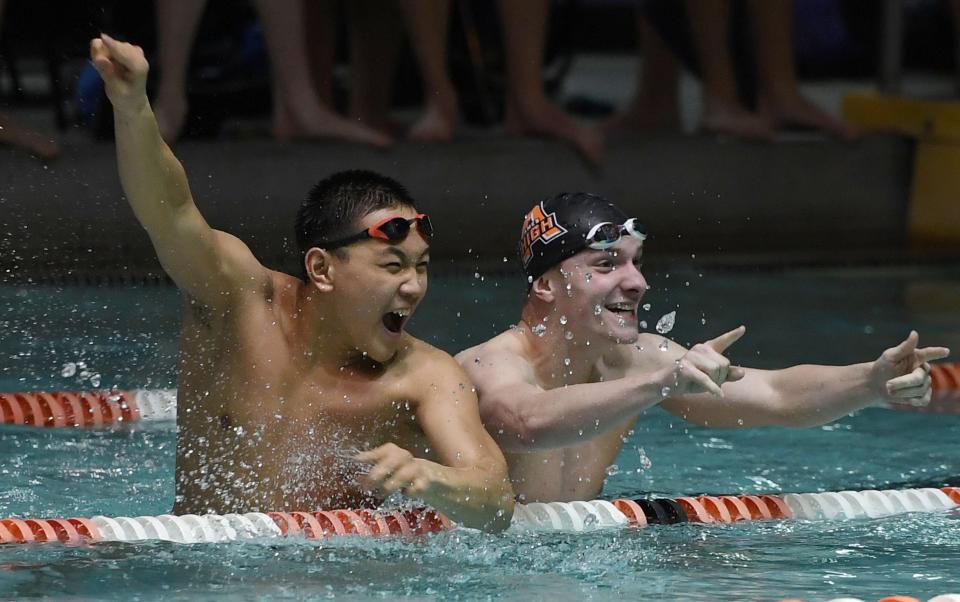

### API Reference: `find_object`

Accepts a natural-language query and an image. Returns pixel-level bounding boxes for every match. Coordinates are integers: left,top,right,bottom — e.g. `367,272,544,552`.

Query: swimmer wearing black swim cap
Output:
458,191,947,503
518,192,646,285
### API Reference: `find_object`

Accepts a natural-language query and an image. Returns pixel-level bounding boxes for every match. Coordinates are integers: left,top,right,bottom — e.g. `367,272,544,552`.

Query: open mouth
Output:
381,310,409,334
604,302,637,321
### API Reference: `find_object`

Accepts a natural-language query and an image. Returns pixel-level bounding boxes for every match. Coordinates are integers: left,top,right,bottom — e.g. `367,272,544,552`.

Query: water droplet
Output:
605,464,620,476
90,374,101,388
639,320,647,329
61,362,76,378
637,447,652,471
584,273,593,282
656,311,676,334
564,331,574,340
559,315,568,325
660,386,671,397
658,339,669,351
532,323,547,337
737,418,744,425
642,303,651,311
527,275,533,284
563,358,571,366
474,272,481,279
565,283,573,297
343,395,351,404
593,304,602,316
701,317,706,325
474,357,481,364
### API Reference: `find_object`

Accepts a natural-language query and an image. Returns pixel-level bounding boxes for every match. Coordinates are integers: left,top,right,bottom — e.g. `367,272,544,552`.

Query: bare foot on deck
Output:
760,92,861,142
408,89,458,143
273,99,393,148
700,97,773,141
153,92,188,144
602,97,679,134
0,112,61,160
504,97,604,167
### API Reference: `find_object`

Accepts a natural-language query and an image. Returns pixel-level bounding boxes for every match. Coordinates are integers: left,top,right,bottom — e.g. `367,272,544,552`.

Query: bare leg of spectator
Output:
400,0,458,142
0,0,60,159
348,0,403,136
686,0,772,140
0,111,61,159
604,14,680,133
253,0,392,146
498,0,604,165
304,0,338,108
748,0,858,141
154,0,207,143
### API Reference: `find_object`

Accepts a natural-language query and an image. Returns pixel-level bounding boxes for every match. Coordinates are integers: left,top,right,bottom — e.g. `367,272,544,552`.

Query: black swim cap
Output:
518,192,630,283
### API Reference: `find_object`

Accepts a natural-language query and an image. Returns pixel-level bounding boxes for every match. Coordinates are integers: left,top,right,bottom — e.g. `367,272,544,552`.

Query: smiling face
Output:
324,206,431,362
547,236,648,345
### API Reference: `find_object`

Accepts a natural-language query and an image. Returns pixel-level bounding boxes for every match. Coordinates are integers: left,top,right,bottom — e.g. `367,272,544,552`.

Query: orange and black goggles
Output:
317,213,433,250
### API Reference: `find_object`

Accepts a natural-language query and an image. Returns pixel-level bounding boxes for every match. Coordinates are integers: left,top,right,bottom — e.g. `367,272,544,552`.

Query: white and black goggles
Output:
585,218,647,250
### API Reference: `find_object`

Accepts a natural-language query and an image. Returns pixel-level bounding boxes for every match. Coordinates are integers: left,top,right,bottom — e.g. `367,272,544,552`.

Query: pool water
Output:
1,265,959,600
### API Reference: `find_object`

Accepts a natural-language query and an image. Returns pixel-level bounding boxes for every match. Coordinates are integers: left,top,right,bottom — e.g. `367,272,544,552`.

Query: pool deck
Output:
0,127,947,282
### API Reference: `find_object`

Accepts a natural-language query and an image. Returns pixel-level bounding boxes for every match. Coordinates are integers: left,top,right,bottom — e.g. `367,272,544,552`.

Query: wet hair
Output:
295,170,417,267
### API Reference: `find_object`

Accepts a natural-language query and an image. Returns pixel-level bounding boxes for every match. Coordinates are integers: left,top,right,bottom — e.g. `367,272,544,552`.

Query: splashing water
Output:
636,447,652,472
655,311,676,334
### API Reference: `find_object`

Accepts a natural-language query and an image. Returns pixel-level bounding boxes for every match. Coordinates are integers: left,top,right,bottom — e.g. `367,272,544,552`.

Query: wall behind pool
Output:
0,132,929,283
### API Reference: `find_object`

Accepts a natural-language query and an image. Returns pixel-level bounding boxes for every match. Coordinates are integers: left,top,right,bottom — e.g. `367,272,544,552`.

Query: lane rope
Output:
3,486,957,545
0,389,176,427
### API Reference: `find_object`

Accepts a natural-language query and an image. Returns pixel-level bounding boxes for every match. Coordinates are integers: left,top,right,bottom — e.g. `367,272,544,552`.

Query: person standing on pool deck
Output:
457,192,950,503
89,34,513,530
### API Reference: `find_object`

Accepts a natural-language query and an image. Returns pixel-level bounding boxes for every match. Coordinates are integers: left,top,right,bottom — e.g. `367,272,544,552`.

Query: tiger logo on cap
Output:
519,202,567,267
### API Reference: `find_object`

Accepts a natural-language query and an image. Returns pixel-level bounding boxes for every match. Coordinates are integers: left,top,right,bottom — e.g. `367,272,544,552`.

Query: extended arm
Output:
661,331,950,428
460,327,748,452
91,35,263,306
466,351,664,451
357,356,514,532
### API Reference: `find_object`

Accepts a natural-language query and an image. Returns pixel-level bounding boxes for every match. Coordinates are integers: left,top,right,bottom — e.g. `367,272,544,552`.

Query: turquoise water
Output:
1,266,960,600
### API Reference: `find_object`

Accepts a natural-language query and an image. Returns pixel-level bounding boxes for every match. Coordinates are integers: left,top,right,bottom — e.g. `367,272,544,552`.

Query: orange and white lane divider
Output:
1,487,958,545
0,389,176,427
0,507,451,544
514,486,960,531
780,594,960,602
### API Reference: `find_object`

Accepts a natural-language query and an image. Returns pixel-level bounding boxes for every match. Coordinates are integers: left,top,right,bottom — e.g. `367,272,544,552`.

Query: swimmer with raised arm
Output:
90,34,513,530
458,192,950,503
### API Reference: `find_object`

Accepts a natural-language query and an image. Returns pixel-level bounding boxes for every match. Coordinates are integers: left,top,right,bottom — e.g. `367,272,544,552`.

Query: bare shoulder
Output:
456,329,536,389
401,336,471,385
